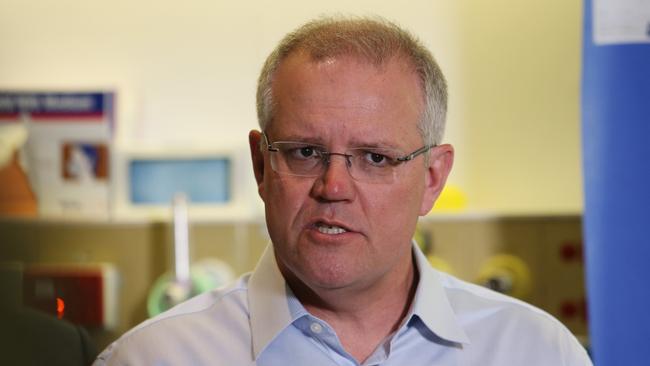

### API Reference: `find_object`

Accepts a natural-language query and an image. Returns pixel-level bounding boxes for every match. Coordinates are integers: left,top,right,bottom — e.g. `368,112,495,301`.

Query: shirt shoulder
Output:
94,274,254,366
437,272,592,365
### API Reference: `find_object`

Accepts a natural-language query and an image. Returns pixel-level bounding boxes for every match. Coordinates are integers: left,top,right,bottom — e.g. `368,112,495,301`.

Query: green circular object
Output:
146,269,221,317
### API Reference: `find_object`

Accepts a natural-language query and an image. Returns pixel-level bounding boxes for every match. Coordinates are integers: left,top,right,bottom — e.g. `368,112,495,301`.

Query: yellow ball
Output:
431,185,467,212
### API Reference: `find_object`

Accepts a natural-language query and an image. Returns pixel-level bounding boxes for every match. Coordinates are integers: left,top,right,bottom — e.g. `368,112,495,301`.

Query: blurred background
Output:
1,0,592,360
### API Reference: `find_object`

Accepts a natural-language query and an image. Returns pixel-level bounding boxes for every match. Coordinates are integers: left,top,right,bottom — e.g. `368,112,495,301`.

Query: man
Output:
95,17,592,365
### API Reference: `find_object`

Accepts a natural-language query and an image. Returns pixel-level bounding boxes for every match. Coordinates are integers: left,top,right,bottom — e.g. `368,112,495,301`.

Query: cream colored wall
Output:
0,0,583,211
452,1,584,213
0,1,587,352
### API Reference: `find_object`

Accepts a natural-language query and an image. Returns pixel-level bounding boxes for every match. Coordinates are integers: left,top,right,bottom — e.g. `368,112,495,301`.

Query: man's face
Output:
250,52,452,293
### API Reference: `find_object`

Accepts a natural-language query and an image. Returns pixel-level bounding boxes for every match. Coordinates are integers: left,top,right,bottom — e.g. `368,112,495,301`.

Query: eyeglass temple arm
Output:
396,145,435,162
261,131,279,151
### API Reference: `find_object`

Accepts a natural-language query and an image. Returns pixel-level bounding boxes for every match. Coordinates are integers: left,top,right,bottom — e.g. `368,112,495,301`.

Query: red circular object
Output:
560,301,578,319
560,243,578,261
559,241,583,262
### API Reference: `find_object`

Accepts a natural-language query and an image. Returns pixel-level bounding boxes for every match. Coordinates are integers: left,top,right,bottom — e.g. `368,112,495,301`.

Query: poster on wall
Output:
0,91,114,218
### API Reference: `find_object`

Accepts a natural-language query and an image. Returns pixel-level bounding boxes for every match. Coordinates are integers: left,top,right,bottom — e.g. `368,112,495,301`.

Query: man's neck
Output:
283,255,419,363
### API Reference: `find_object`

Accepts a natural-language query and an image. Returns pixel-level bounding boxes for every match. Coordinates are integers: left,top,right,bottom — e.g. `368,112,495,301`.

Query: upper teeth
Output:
317,223,347,234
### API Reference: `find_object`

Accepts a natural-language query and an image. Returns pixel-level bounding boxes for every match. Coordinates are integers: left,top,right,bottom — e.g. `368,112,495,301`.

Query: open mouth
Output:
315,222,348,235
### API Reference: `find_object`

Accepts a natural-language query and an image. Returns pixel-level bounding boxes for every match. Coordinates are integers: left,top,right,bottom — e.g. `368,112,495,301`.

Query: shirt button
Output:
310,322,323,334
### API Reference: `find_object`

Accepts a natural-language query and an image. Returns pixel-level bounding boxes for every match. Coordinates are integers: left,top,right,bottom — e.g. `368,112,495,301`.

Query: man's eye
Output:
370,153,385,163
364,151,390,166
300,147,314,158
288,146,319,159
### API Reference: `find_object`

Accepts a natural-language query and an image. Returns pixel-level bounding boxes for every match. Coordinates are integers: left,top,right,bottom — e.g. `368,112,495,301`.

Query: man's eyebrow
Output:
348,138,402,150
270,134,404,150
272,133,325,144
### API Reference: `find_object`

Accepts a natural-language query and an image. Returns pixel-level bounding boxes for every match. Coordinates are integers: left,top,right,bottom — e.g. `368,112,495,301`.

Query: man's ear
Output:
420,144,454,215
249,130,265,198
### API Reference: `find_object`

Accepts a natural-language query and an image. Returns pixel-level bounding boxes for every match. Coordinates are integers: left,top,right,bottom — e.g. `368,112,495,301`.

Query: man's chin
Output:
281,261,357,292
296,262,368,293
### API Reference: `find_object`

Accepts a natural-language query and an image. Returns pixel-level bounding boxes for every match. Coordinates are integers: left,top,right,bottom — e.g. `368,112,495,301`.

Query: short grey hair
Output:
256,16,447,146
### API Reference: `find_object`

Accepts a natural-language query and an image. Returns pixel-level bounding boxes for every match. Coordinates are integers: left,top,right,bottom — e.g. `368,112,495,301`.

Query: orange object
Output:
0,152,37,216
56,297,65,319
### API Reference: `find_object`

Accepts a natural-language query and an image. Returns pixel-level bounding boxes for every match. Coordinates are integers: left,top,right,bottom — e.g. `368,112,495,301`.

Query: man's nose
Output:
310,154,356,202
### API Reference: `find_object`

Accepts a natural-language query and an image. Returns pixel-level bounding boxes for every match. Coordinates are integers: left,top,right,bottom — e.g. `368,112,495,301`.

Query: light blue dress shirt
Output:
95,243,592,365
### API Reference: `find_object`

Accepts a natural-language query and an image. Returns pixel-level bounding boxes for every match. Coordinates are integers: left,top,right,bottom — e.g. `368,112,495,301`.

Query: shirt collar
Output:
248,242,470,359
248,245,299,359
411,241,471,345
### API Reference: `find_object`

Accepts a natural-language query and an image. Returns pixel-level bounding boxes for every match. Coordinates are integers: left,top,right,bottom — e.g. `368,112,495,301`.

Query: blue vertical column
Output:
582,1,650,365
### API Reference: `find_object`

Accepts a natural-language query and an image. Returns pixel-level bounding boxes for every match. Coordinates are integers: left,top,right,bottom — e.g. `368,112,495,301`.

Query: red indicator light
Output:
56,297,65,319
23,267,108,326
